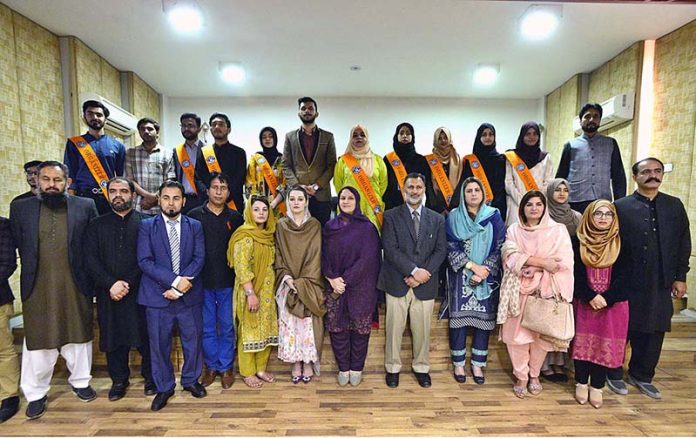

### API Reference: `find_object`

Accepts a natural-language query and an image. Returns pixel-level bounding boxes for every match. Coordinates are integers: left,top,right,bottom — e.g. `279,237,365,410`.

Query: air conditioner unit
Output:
572,92,635,135
80,92,138,136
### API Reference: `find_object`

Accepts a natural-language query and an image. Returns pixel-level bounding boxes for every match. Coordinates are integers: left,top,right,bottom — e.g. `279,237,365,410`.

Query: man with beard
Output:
556,103,627,213
195,113,246,214
137,180,206,411
9,161,98,419
605,158,690,400
64,100,126,215
174,113,207,214
83,178,155,401
11,160,42,205
282,97,337,225
187,173,243,389
125,118,176,216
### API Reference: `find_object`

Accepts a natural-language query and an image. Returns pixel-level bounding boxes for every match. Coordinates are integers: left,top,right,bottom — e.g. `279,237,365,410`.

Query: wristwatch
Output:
312,183,319,192
244,288,254,297
465,261,473,270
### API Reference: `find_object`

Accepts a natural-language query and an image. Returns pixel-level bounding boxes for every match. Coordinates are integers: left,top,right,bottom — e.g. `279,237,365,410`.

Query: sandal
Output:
256,372,276,383
242,375,263,389
292,375,302,384
302,375,312,384
528,381,543,395
513,384,528,399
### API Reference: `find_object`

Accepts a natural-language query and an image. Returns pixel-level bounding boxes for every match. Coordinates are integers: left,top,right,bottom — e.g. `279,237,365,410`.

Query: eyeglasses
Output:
592,211,615,219
180,123,198,129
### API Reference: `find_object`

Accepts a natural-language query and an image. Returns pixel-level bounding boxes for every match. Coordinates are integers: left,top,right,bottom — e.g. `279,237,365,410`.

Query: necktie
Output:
412,210,420,240
167,220,180,274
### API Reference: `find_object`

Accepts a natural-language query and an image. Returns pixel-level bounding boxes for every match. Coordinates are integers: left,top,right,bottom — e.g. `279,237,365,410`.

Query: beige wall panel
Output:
132,73,161,121
100,58,121,106
544,75,579,172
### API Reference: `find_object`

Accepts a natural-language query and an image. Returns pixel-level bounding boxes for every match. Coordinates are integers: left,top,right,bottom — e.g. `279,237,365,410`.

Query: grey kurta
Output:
23,206,92,350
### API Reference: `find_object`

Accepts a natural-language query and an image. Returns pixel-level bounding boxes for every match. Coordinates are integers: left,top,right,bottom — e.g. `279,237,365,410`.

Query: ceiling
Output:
5,0,696,99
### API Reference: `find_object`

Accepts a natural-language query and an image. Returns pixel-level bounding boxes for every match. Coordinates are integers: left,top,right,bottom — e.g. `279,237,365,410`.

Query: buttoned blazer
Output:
281,128,337,202
9,195,98,301
378,204,447,300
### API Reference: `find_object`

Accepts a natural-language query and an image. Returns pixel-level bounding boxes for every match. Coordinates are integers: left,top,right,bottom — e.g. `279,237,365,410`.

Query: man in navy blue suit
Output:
137,180,206,411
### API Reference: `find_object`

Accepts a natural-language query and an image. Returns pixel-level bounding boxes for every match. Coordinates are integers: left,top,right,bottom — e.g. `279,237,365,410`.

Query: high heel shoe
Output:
589,387,603,409
471,366,485,385
575,383,589,405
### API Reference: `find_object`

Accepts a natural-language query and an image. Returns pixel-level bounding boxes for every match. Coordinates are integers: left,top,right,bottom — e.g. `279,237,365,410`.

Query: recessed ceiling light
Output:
473,64,499,86
164,0,203,33
350,65,362,71
220,62,245,84
520,4,562,40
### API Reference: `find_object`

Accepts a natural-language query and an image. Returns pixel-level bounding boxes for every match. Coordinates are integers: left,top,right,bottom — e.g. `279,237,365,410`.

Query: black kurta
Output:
452,154,507,221
195,142,247,213
84,211,147,352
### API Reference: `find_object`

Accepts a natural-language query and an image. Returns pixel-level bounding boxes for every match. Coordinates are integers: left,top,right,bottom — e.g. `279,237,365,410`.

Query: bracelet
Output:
244,288,254,297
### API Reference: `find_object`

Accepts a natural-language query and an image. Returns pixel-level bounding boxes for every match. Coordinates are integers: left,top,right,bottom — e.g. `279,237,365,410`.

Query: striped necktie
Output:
412,210,420,240
167,220,180,274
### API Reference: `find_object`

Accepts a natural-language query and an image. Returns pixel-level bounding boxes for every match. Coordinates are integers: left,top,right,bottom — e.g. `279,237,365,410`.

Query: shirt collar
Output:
407,203,423,216
139,143,162,153
633,190,659,203
162,213,181,224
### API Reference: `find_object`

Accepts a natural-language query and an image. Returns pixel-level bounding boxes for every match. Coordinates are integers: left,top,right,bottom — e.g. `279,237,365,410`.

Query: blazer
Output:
282,127,337,202
378,203,447,300
9,195,98,301
137,214,205,309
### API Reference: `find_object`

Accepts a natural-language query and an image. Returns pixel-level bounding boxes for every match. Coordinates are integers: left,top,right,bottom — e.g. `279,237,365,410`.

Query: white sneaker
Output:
337,371,350,386
349,370,362,386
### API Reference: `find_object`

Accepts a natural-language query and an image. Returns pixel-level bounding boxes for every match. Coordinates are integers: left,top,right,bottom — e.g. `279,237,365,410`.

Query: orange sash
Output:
463,154,494,202
254,154,286,215
70,136,109,200
425,154,454,208
201,145,237,211
175,144,197,195
386,151,407,193
341,154,383,227
504,151,539,192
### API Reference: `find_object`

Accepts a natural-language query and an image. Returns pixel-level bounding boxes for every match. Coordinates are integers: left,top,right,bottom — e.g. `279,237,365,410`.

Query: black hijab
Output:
472,123,500,168
392,122,417,161
513,121,547,169
258,126,281,164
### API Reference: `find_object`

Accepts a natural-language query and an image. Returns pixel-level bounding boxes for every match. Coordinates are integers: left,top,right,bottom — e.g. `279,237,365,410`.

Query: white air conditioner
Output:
572,92,635,135
80,92,138,136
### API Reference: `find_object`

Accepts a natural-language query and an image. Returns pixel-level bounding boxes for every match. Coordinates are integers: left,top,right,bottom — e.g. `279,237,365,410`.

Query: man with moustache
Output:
379,173,447,389
10,161,98,419
83,178,155,401
174,113,207,214
187,173,243,389
64,100,126,215
605,158,690,399
556,103,627,213
195,113,246,213
282,97,337,225
137,180,206,411
125,118,176,215
11,160,42,204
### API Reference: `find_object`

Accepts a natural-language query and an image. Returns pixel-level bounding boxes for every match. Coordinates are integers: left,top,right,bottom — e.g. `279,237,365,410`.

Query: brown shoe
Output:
221,370,235,389
201,368,217,387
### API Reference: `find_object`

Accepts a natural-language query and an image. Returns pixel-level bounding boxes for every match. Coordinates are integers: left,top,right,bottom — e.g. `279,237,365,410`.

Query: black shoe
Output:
385,372,399,388
108,381,129,401
72,385,97,402
413,372,432,388
471,367,485,385
453,372,467,383
25,396,47,420
144,380,158,396
0,396,20,423
151,390,174,411
182,382,207,398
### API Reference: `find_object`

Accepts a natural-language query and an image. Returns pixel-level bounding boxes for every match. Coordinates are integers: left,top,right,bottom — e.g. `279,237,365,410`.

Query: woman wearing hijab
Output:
382,122,434,211
333,125,388,231
323,186,381,386
498,190,574,398
572,200,628,409
227,195,279,389
440,177,505,384
504,122,555,225
246,126,286,216
455,123,507,220
427,127,462,215
275,186,326,383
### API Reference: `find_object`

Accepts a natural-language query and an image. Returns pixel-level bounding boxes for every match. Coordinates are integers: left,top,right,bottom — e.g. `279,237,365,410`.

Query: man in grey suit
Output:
282,96,337,225
10,161,98,419
379,172,447,388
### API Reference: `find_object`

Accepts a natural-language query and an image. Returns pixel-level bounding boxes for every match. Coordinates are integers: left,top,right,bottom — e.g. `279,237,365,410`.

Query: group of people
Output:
0,97,690,423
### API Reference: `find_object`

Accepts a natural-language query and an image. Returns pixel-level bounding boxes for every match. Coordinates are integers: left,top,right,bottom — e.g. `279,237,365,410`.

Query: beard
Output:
110,198,133,212
182,130,197,141
299,113,317,124
582,123,599,133
211,131,228,141
162,208,181,218
87,118,105,130
38,190,68,209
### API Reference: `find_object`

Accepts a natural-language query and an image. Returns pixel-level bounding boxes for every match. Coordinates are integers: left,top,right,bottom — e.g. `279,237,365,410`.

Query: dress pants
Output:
202,287,234,372
146,300,203,393
608,330,665,383
308,198,331,226
237,337,272,377
449,326,492,367
330,331,370,372
20,340,92,402
574,359,608,389
506,342,548,381
385,288,434,374
106,344,152,385
0,303,19,400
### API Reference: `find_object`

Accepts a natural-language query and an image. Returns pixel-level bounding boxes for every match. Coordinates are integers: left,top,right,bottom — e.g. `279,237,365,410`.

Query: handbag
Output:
521,291,575,342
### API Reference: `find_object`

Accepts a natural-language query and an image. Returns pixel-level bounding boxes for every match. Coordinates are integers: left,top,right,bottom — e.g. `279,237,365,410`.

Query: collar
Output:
162,213,181,224
407,203,423,216
633,190,659,203
139,143,162,153
581,132,599,141
203,202,228,216
301,125,318,136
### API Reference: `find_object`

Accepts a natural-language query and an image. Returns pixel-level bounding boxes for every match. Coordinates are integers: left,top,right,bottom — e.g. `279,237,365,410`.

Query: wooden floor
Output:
3,309,696,437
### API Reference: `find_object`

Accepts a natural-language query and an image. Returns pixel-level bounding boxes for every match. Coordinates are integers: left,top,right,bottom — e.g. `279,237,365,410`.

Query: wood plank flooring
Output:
3,309,696,436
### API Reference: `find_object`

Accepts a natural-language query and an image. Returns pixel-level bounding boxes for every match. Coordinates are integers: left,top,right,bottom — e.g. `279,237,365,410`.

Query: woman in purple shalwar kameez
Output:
323,186,381,387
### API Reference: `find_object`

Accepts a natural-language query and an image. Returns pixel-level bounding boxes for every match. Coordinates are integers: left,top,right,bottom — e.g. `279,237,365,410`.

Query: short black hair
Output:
297,97,318,110
137,117,160,132
209,112,231,129
23,160,42,171
37,160,69,179
632,157,664,175
404,172,426,186
249,194,270,209
107,177,135,193
158,180,185,197
180,112,202,127
579,103,603,120
82,99,110,118
208,172,230,188
518,190,547,225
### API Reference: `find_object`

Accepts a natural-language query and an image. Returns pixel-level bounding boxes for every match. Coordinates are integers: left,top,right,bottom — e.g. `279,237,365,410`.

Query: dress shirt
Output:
406,203,424,276
125,143,176,214
64,132,126,190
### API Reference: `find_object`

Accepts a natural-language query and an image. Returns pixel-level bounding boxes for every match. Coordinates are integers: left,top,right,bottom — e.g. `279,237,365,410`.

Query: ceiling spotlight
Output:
220,62,245,84
520,4,562,40
164,0,203,34
473,64,499,86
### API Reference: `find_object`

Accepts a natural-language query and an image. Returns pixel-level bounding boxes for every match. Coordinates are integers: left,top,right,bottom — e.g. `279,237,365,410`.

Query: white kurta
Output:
504,154,555,225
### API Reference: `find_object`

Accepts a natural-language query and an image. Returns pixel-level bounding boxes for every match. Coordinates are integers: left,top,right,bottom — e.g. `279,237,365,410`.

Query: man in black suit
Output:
606,157,690,400
379,172,447,388
10,161,98,419
0,217,19,423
